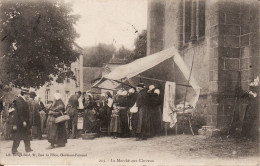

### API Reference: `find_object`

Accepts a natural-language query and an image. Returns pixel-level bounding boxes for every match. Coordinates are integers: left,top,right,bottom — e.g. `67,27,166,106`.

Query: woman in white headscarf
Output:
83,91,96,133
46,93,67,149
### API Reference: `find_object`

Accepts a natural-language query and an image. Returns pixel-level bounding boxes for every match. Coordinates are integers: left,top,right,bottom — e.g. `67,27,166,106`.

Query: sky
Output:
71,0,148,50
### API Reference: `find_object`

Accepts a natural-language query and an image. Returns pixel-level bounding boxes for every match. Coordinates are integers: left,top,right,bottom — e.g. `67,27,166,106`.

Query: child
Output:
109,102,121,139
3,103,15,140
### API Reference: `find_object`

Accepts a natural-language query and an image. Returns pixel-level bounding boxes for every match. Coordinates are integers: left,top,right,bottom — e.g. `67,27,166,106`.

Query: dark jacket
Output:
136,89,148,108
67,95,79,109
149,93,161,107
13,96,30,130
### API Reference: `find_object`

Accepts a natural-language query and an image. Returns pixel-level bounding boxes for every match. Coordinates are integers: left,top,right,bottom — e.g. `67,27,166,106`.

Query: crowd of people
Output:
81,83,163,140
1,82,163,154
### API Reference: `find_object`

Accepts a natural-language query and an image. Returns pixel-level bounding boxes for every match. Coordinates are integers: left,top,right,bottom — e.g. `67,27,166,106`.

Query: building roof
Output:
108,58,127,64
83,67,103,92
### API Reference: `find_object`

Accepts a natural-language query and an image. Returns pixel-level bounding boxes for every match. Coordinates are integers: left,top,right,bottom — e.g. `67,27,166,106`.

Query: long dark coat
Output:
28,99,41,126
98,103,110,129
149,93,162,136
136,89,150,136
83,95,97,132
13,96,30,140
46,99,67,146
118,96,129,136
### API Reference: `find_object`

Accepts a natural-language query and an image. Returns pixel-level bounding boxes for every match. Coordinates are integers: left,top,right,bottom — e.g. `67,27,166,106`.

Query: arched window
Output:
183,0,205,43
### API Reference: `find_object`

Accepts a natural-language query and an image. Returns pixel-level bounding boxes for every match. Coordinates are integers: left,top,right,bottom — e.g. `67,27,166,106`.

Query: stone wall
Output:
147,0,260,136
147,0,165,55
208,0,260,134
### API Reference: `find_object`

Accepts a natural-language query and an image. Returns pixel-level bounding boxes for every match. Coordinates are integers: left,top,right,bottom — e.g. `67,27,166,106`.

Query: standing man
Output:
28,91,42,140
136,83,151,140
66,91,81,139
12,88,33,154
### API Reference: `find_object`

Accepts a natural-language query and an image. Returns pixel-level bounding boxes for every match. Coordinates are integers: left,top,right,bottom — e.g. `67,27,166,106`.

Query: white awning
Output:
104,47,177,80
93,46,201,107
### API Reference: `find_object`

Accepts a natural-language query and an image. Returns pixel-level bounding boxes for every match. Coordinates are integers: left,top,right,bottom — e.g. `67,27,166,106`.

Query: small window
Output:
65,91,70,105
184,0,192,43
45,89,50,104
77,69,80,87
198,0,205,37
183,0,205,43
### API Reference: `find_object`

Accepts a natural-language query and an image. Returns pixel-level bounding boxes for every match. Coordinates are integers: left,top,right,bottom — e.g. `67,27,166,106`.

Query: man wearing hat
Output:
66,91,82,139
28,91,42,140
135,83,151,140
12,88,33,154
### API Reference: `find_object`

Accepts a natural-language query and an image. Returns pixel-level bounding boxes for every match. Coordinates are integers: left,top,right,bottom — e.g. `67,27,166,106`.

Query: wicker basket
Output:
55,113,70,124
81,132,96,140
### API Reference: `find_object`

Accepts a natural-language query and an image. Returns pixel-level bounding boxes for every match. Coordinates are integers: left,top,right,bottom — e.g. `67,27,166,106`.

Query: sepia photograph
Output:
0,0,259,165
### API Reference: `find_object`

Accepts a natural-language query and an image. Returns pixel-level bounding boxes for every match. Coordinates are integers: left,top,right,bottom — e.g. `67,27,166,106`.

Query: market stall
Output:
92,46,201,135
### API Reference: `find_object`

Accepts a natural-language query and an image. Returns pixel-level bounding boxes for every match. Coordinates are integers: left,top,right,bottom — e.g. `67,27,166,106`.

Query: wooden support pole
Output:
91,87,115,91
165,123,168,136
136,75,192,87
111,79,135,88
188,117,195,136
175,123,178,135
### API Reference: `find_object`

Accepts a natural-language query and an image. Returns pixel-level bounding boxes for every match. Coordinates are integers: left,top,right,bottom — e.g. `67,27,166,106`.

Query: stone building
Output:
36,55,83,106
36,44,84,106
83,66,103,94
147,0,260,136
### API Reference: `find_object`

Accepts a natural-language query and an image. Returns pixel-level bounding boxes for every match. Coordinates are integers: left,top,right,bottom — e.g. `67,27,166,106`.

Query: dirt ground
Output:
0,134,259,166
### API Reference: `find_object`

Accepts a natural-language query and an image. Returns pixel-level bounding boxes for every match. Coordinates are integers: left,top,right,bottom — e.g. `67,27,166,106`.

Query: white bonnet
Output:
154,89,160,95
117,90,123,95
149,85,155,91
128,88,135,94
122,90,128,96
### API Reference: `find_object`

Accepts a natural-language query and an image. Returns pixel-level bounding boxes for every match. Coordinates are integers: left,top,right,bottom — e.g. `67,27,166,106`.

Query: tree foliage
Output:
114,46,131,60
0,0,80,88
83,43,116,67
127,30,147,62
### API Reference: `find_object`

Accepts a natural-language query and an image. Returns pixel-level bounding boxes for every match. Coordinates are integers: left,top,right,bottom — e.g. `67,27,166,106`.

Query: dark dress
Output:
128,93,138,135
109,108,121,133
98,103,110,131
106,98,113,132
46,99,67,146
66,94,79,138
118,96,129,137
83,96,97,133
149,93,162,136
136,89,151,137
241,86,260,138
28,99,42,139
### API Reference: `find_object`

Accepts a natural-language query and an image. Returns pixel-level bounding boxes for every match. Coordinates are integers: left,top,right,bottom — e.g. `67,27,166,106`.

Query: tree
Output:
0,0,80,88
127,30,147,62
115,46,132,59
83,43,116,67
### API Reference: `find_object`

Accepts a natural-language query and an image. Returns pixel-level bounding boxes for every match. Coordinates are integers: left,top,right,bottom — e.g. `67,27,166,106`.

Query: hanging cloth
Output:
163,81,177,128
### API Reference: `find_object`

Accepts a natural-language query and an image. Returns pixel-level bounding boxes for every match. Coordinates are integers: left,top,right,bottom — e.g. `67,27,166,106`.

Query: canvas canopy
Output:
93,46,201,107
93,79,121,90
